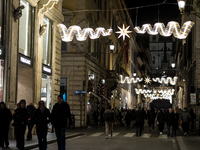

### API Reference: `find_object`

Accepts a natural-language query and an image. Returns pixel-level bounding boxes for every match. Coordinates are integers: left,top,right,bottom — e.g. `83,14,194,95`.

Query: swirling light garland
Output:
119,75,143,84
135,88,152,94
158,89,175,95
152,76,178,85
57,24,113,42
144,93,172,103
134,21,194,39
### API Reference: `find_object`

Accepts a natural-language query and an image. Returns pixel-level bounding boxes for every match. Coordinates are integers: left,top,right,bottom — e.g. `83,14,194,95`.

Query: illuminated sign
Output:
43,66,51,74
20,56,31,65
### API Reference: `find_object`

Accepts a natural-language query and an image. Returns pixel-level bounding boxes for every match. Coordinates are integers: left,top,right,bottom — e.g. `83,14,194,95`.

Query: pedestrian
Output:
0,102,12,148
135,107,146,137
103,105,115,139
157,109,165,135
189,109,196,132
166,108,174,137
32,101,51,150
13,99,29,150
51,94,72,150
181,107,191,136
125,110,132,127
148,108,156,131
93,108,99,125
26,103,36,141
173,110,179,136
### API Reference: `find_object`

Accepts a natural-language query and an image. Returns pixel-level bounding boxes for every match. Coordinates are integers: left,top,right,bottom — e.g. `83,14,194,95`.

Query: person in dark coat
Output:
13,99,29,150
157,109,165,134
148,108,156,131
173,110,179,136
125,110,132,127
135,107,146,137
26,103,36,140
189,109,196,132
0,102,12,148
32,101,51,150
166,108,174,137
51,95,72,150
181,107,191,136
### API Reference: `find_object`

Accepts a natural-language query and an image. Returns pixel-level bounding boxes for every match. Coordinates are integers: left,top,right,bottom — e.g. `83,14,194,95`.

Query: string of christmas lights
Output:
134,21,194,39
119,75,143,84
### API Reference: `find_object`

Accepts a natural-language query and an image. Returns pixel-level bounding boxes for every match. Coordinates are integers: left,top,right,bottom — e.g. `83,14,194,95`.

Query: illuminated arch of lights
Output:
158,89,175,95
135,88,152,94
119,75,143,84
134,21,194,39
152,76,178,85
57,24,113,42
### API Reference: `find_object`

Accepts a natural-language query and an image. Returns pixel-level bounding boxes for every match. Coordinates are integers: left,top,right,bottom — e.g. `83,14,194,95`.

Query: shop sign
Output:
190,93,196,104
20,56,31,65
196,88,200,104
43,66,51,74
74,90,87,94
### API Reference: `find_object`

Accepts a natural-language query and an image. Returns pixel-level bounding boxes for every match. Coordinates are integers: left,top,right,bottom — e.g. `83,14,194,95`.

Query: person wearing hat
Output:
181,107,191,136
51,94,72,150
0,102,12,148
13,99,29,150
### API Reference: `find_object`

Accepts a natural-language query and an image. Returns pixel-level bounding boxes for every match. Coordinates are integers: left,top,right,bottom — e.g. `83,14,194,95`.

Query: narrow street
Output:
29,124,199,150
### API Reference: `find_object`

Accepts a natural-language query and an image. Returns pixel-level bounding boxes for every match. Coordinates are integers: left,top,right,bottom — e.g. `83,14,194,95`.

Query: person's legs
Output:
19,127,26,150
136,123,139,136
105,122,109,136
36,129,43,150
4,125,9,147
55,128,61,150
0,128,4,147
27,124,33,140
15,128,20,148
170,126,173,136
139,123,143,136
60,128,66,150
110,123,113,137
42,130,47,150
152,120,155,130
186,122,189,134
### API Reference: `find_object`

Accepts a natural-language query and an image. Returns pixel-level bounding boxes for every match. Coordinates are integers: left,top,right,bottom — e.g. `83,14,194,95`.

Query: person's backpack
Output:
105,110,114,122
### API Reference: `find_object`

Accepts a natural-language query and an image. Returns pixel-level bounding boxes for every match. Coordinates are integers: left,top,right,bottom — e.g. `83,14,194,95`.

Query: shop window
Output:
42,16,53,66
41,74,52,109
19,0,34,57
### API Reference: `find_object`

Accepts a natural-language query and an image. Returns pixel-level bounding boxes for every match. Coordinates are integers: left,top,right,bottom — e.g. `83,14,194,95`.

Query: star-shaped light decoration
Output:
144,77,152,84
116,24,132,41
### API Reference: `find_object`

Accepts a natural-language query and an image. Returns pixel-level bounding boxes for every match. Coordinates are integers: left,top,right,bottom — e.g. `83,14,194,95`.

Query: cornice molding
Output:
27,0,39,7
38,0,59,14
44,7,64,23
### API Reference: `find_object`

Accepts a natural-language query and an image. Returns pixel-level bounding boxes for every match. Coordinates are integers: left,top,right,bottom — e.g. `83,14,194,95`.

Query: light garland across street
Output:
135,88,152,94
152,76,178,85
134,21,194,39
57,24,113,42
119,75,143,84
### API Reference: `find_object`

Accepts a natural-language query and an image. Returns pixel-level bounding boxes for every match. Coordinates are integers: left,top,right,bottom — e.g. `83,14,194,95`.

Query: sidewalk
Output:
0,131,84,150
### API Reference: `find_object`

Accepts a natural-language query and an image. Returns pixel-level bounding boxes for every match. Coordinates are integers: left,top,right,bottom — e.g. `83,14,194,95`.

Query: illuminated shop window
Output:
19,0,34,57
42,16,53,66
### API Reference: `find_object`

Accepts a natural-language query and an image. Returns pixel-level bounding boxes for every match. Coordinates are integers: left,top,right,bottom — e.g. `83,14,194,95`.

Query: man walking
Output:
157,109,165,135
32,101,51,150
148,108,156,131
135,107,146,137
104,105,115,139
181,107,191,136
27,103,36,140
166,108,174,137
51,95,72,150
0,102,12,148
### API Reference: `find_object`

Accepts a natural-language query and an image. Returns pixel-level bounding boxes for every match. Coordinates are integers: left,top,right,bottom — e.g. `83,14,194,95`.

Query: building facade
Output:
2,0,63,137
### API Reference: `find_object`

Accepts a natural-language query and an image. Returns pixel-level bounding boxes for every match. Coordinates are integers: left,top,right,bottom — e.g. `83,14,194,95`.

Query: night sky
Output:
125,0,180,26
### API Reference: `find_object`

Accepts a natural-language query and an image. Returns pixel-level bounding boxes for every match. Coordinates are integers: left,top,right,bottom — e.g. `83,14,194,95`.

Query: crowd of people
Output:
103,106,199,139
0,94,72,150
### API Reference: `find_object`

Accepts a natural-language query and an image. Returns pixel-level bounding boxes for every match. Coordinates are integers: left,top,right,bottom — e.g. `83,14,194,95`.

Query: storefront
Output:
41,16,53,109
0,0,5,102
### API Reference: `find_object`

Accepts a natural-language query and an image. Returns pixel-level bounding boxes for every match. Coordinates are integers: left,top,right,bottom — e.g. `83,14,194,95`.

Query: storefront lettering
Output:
20,56,31,65
43,66,51,74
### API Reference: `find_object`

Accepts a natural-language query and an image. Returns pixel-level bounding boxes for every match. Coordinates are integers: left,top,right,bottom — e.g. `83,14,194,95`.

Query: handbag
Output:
179,120,182,126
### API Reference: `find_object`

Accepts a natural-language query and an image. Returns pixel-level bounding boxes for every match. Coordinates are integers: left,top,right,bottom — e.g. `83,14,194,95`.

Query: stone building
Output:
174,0,200,130
1,0,64,136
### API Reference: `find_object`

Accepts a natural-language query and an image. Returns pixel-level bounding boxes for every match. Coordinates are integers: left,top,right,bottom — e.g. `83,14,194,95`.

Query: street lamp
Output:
109,43,115,51
177,0,186,14
171,63,176,68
